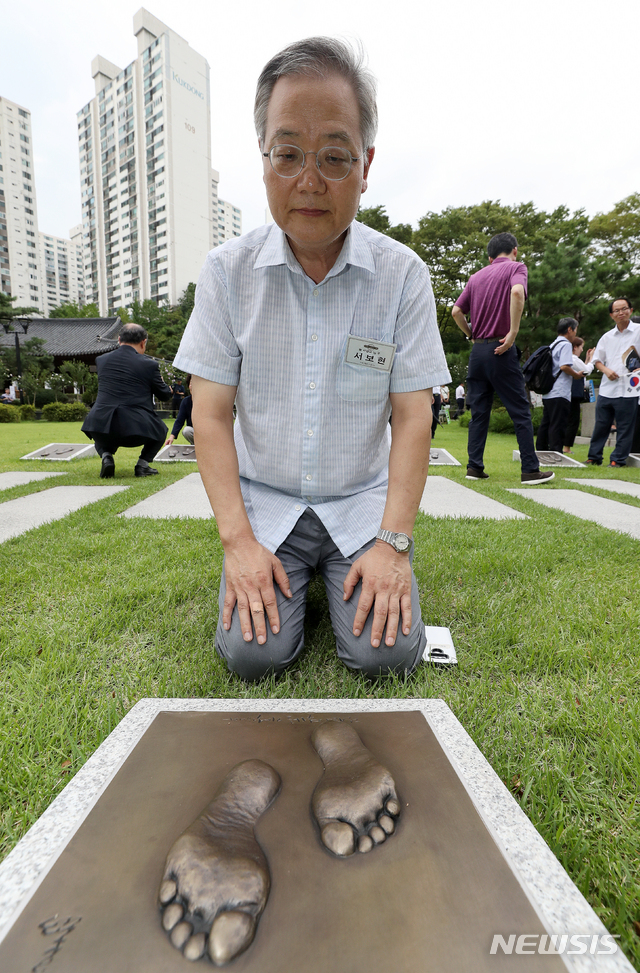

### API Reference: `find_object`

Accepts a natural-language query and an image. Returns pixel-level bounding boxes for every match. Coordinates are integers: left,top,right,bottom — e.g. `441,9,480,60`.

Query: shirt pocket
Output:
336,336,392,403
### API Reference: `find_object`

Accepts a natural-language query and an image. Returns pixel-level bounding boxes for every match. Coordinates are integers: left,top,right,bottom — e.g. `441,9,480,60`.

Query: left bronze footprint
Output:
159,759,281,965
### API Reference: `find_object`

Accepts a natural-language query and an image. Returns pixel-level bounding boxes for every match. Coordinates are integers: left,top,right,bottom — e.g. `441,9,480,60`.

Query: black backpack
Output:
521,343,560,394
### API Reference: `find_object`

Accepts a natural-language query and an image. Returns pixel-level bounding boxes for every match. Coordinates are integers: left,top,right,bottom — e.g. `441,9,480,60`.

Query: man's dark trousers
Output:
466,341,539,472
536,398,570,453
588,395,638,464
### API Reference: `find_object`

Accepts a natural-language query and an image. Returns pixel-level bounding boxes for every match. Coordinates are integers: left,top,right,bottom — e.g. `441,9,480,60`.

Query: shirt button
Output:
309,382,316,389
307,429,313,436
295,504,301,511
313,288,319,296
305,474,312,480
311,334,318,341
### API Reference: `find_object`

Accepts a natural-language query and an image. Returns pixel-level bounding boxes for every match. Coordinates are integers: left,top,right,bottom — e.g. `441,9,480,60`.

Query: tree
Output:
178,283,196,321
129,285,196,361
0,336,51,388
60,360,91,402
48,301,101,318
356,205,413,245
0,292,40,323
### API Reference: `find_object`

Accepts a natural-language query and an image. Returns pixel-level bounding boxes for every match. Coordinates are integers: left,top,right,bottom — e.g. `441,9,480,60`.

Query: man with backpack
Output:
535,318,587,454
451,233,554,484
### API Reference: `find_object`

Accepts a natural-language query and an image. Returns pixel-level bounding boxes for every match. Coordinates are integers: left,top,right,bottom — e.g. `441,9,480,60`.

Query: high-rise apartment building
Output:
0,97,41,309
37,230,85,316
217,199,242,244
77,8,241,315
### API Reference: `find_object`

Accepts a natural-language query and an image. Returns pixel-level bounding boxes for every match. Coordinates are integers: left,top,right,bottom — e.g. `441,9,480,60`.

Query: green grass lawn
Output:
1,419,639,966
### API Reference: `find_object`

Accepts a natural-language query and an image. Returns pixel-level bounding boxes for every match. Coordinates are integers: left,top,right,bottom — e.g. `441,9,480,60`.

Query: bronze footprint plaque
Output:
0,711,565,971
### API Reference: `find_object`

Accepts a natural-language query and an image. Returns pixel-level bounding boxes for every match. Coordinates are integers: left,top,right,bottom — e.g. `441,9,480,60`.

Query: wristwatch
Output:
376,528,412,553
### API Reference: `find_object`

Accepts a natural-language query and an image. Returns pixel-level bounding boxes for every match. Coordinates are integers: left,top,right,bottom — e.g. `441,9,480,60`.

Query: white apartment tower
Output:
0,97,42,310
37,229,85,316
78,8,226,314
217,199,242,244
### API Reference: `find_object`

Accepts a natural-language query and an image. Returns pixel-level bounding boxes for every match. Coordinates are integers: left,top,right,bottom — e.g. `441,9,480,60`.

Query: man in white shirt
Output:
536,318,586,453
174,38,450,681
455,383,465,417
587,298,640,467
563,336,594,453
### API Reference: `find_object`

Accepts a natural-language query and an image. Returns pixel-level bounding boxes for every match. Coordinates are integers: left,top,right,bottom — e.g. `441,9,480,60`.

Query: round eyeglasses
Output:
263,144,359,181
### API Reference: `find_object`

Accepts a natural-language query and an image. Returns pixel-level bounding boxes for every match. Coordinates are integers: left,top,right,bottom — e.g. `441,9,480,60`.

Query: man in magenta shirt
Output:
452,233,553,484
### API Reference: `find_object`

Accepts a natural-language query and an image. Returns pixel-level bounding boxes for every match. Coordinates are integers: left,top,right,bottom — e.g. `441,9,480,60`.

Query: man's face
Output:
262,72,374,260
610,300,633,330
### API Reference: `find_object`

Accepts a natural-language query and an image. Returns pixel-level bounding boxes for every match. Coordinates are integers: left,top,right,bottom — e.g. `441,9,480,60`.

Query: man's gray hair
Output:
254,37,378,153
119,323,148,345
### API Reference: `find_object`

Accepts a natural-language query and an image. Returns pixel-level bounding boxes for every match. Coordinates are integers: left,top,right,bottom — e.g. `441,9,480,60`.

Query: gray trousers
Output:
215,508,426,681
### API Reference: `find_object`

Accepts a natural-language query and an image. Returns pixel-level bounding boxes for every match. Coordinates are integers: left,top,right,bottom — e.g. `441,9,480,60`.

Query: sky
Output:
2,0,639,242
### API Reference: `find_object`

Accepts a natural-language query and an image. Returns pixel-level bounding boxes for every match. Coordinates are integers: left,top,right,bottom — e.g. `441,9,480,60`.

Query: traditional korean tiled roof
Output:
0,318,122,357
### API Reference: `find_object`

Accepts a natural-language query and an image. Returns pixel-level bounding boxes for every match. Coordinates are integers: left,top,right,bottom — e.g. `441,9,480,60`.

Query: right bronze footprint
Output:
311,721,401,856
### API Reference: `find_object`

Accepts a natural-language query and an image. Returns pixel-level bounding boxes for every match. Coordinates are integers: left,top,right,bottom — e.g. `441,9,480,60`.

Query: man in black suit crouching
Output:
82,323,172,478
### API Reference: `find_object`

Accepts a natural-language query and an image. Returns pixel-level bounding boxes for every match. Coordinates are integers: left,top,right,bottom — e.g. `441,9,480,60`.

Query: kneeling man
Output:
174,38,450,680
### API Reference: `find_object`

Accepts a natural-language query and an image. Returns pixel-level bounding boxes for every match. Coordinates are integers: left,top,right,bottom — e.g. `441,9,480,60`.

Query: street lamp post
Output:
1,318,30,404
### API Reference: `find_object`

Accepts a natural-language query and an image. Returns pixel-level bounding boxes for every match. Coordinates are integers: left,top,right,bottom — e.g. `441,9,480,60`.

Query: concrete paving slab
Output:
564,478,640,499
421,476,528,520
21,443,97,461
428,447,461,466
0,472,67,492
512,449,585,467
508,489,640,540
120,472,212,519
0,486,128,544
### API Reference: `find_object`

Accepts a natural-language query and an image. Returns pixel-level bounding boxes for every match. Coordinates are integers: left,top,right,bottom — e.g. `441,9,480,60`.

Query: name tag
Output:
344,335,396,372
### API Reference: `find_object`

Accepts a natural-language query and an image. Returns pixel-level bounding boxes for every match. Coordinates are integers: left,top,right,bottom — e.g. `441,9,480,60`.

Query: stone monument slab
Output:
512,450,585,468
421,476,528,520
0,700,628,971
155,444,198,463
21,443,97,461
428,448,461,466
626,454,640,468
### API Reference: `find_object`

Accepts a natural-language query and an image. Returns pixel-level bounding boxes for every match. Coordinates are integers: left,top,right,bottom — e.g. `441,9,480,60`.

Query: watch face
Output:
395,533,411,552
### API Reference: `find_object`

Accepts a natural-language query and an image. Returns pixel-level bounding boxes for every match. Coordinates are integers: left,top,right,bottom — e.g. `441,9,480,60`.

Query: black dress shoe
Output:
100,453,115,478
134,464,159,477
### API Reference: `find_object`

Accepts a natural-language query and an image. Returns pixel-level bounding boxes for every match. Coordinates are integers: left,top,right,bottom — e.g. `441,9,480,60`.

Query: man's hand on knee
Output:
222,539,292,645
344,543,413,648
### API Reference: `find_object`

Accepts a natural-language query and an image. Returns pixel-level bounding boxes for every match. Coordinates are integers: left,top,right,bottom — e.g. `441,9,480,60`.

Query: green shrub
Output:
42,401,89,422
488,408,515,434
19,404,36,421
531,406,543,432
0,403,20,423
34,389,59,408
459,406,544,433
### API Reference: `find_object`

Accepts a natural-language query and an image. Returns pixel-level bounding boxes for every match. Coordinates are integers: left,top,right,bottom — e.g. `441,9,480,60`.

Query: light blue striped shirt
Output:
174,219,450,556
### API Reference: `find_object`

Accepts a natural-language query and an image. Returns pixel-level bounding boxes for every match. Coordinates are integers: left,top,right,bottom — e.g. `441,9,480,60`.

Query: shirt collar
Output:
254,219,376,278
